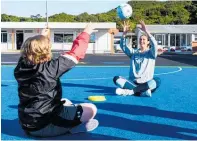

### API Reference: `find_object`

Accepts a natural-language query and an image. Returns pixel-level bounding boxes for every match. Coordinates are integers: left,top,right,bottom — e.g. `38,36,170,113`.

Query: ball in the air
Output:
117,3,132,20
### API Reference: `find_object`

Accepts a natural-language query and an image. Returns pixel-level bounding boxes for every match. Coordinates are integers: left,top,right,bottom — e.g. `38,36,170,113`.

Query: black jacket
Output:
14,56,76,131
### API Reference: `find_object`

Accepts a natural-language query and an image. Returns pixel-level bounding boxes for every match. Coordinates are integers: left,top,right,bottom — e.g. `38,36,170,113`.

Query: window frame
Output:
54,32,74,43
89,33,96,43
1,31,8,43
194,34,197,41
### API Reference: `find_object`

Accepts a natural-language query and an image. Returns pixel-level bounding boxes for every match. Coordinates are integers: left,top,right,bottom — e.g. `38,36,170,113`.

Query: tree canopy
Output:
1,1,196,31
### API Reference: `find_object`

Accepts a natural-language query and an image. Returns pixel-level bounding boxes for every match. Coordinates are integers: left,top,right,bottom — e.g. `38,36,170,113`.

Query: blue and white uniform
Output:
122,34,157,83
113,31,161,96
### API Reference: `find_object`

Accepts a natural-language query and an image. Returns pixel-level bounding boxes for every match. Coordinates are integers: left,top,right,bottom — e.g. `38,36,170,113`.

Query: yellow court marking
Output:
88,96,106,102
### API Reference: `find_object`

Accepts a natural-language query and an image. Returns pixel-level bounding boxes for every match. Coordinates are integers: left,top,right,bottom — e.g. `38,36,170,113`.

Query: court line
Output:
60,67,182,81
1,67,182,82
154,67,182,76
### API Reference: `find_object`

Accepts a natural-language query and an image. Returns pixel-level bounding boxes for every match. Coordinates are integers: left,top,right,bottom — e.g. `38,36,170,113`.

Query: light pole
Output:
46,0,48,28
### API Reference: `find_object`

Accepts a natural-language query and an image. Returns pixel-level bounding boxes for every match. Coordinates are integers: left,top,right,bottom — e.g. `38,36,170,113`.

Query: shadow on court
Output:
6,104,197,140
1,117,126,140
8,102,197,123
61,82,116,96
7,103,197,140
95,103,197,122
96,113,197,140
71,101,197,140
159,53,197,66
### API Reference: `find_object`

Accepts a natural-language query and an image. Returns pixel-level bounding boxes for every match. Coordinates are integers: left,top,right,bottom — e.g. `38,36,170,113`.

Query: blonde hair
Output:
21,35,52,64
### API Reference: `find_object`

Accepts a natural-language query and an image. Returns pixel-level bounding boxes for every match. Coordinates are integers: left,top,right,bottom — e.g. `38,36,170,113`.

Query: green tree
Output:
1,14,20,22
1,0,196,28
49,13,75,22
128,1,190,24
186,1,197,24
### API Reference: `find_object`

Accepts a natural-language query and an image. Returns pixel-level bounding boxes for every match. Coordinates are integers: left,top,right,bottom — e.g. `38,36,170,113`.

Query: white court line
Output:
154,67,182,76
1,67,182,82
61,67,182,81
1,62,18,64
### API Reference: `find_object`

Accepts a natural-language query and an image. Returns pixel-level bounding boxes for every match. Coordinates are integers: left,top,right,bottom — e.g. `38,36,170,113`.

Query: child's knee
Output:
61,98,72,106
80,103,97,122
88,103,97,117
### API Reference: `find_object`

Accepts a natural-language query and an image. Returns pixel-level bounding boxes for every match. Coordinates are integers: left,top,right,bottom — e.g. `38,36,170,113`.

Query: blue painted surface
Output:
1,66,197,140
102,62,125,65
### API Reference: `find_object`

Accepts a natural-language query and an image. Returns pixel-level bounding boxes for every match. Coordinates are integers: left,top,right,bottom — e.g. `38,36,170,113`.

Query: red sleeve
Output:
62,32,90,61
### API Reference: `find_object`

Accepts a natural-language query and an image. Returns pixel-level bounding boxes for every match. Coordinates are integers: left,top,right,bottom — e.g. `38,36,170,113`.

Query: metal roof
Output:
1,22,116,29
114,25,197,37
1,22,196,34
145,25,197,34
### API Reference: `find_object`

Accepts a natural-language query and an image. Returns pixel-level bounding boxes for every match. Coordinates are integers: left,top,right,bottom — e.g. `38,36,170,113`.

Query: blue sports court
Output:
1,65,197,140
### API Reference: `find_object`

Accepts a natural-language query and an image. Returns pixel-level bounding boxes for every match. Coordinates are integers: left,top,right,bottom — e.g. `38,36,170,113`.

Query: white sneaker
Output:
69,119,99,134
141,89,152,97
115,88,134,96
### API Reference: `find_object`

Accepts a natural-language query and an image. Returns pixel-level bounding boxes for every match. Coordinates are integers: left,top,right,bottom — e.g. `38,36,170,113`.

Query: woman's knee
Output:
154,77,161,88
80,103,97,122
113,76,120,85
113,76,127,88
147,79,157,90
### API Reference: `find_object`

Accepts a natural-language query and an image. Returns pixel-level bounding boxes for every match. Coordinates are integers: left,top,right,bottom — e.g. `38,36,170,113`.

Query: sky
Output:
1,0,129,17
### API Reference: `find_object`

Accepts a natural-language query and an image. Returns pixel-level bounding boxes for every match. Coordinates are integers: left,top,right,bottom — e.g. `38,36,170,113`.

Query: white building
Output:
1,22,116,53
146,25,197,49
115,25,197,52
2,22,197,53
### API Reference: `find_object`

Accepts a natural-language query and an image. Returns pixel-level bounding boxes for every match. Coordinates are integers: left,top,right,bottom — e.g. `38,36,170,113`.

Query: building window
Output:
1,31,7,43
187,34,191,46
165,34,168,46
54,33,73,43
176,34,180,47
155,34,162,45
63,34,73,43
194,34,197,41
24,30,33,33
54,33,63,43
155,34,168,46
89,33,96,43
180,34,186,46
170,34,175,46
